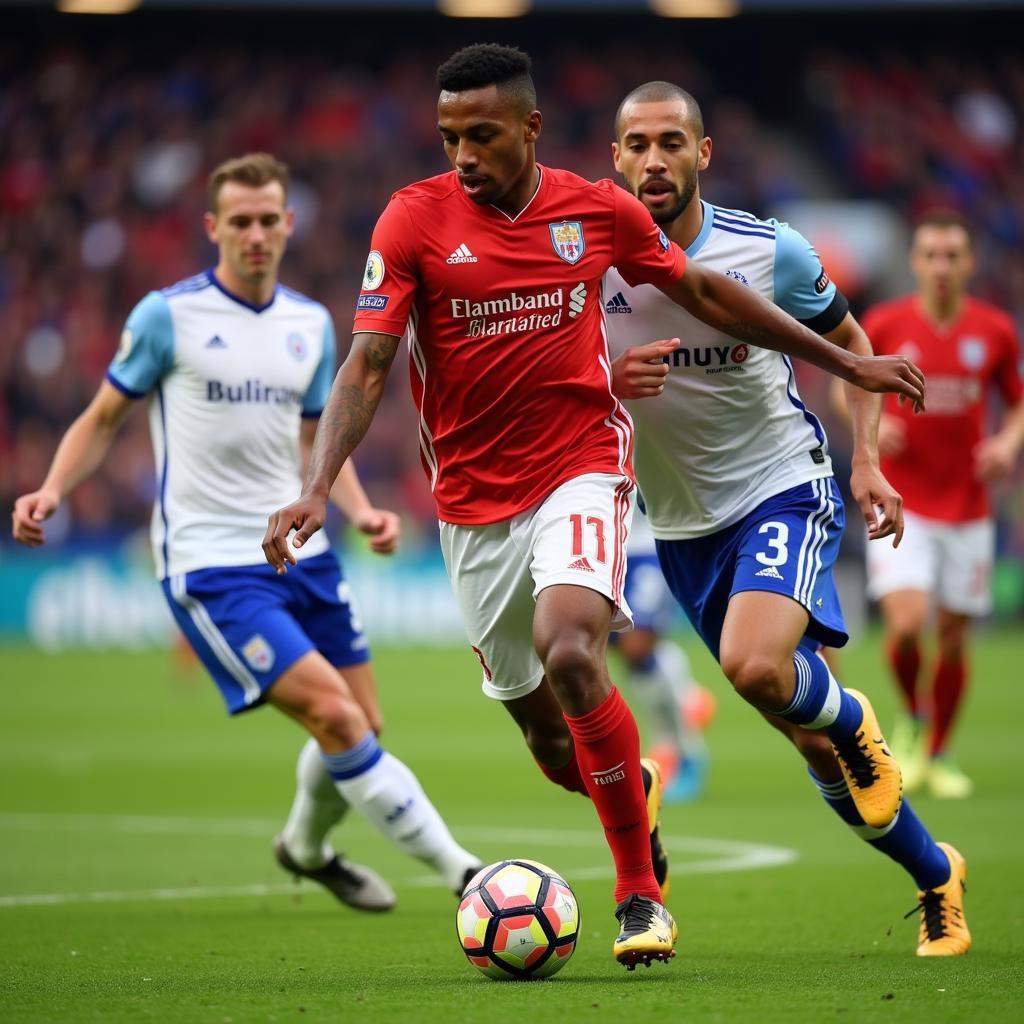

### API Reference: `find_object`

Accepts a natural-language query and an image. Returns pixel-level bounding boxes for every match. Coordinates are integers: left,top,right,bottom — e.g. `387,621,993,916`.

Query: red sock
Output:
930,656,966,756
564,687,661,905
887,638,922,715
535,753,588,796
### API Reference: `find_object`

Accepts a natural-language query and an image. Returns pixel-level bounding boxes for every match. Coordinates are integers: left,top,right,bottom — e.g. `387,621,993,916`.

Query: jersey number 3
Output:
755,521,790,567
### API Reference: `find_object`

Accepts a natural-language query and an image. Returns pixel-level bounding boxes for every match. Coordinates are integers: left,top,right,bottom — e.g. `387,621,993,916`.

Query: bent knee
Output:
304,693,371,748
722,652,791,707
543,638,603,694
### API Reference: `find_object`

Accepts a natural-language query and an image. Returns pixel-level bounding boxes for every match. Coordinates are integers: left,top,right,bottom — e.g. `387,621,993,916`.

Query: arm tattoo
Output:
718,319,777,347
304,333,399,495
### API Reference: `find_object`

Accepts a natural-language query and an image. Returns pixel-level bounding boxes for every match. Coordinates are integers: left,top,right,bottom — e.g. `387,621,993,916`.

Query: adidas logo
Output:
754,565,784,579
205,335,227,349
604,291,632,314
567,556,595,572
446,244,478,264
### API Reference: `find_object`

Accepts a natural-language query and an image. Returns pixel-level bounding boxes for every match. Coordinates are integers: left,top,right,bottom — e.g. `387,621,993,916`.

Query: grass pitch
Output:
1,629,1022,1022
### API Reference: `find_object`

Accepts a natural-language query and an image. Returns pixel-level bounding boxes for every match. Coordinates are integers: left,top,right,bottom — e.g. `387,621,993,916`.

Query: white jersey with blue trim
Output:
106,270,336,578
604,201,837,540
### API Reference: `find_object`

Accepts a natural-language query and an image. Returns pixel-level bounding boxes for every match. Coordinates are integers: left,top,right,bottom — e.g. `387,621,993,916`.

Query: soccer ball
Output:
456,859,580,980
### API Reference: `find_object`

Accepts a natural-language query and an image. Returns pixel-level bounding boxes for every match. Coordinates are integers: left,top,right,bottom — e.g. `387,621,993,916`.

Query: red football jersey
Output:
863,294,1023,521
353,165,686,524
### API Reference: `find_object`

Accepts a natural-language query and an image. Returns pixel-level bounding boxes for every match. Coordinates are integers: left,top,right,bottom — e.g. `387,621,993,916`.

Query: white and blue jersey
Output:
604,202,850,650
107,270,368,714
107,269,336,579
605,201,848,540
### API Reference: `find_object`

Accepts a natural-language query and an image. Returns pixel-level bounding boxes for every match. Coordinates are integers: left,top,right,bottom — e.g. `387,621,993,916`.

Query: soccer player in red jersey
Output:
861,211,1024,799
263,44,925,969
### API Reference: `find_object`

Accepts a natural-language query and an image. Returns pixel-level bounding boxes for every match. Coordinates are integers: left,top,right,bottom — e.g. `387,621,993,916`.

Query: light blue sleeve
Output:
106,291,174,398
302,311,336,417
772,222,837,321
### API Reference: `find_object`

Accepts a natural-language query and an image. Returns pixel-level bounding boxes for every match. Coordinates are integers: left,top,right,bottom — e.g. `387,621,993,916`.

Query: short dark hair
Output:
913,209,974,247
614,82,704,140
436,43,536,113
207,153,289,213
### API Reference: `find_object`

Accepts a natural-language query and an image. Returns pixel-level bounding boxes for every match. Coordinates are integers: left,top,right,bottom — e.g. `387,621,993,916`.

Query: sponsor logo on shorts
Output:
357,293,390,311
242,634,275,672
567,556,595,572
590,761,626,786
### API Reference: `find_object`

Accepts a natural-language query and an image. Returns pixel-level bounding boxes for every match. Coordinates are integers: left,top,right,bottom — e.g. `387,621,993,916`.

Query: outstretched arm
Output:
263,330,400,572
299,419,400,556
660,262,926,408
11,381,136,546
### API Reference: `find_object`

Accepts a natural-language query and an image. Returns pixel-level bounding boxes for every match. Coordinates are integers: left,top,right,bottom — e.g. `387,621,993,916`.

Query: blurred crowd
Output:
2,24,1022,558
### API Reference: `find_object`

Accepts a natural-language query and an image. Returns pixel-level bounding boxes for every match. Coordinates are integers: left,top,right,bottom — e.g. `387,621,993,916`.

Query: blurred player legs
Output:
869,512,993,797
612,517,713,802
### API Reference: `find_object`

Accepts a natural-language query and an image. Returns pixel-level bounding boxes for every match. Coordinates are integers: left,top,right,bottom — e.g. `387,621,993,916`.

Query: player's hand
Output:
610,338,678,399
351,506,401,555
973,433,1017,482
11,489,60,547
849,354,926,413
262,493,328,574
850,461,904,547
876,414,906,458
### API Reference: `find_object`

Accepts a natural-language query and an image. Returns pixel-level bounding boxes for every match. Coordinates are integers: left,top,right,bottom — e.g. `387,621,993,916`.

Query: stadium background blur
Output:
2,0,1023,650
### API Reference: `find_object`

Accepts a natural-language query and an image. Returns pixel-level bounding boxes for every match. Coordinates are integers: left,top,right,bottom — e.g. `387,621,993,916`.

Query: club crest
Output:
958,337,986,371
242,634,275,672
549,221,585,265
286,332,307,361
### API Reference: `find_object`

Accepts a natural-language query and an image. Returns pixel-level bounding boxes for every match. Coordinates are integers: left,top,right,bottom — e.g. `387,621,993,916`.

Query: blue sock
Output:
808,770,951,890
320,731,384,780
771,643,862,743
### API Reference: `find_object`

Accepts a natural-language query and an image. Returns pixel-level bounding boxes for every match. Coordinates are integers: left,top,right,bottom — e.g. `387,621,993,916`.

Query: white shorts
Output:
866,510,994,617
439,473,635,701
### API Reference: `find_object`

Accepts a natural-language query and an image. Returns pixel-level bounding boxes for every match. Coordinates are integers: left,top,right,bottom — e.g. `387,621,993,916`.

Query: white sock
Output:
280,738,349,869
323,732,479,892
629,642,707,760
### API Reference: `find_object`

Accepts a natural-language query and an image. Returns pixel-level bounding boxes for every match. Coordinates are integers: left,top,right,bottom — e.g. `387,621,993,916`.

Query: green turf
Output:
2,629,1022,1022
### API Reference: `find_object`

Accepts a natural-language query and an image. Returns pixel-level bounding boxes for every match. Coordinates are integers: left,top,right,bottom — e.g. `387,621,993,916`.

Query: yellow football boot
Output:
640,757,670,900
910,842,971,956
613,893,678,970
832,689,902,828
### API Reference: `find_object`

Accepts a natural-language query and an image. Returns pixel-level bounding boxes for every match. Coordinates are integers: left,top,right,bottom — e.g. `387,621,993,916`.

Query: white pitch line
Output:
0,812,797,909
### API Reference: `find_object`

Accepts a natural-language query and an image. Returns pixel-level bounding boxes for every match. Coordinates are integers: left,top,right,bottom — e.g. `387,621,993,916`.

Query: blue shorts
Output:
618,552,679,635
161,551,369,715
655,478,848,662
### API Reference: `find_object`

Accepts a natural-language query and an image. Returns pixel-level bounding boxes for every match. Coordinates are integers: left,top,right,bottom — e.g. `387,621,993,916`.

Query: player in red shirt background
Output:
263,44,927,970
861,211,1024,798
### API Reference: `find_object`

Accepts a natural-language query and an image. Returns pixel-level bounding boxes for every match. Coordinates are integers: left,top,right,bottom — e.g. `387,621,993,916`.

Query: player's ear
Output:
203,210,218,244
525,110,542,144
698,137,712,173
285,208,296,237
611,141,622,172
